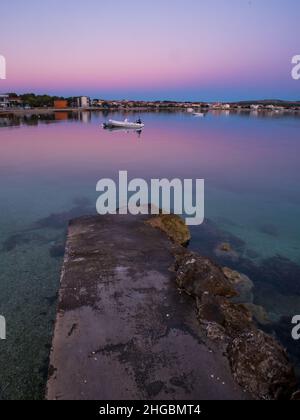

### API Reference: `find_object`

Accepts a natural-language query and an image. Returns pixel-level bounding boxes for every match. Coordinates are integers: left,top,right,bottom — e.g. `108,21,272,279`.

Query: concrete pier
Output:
46,214,249,400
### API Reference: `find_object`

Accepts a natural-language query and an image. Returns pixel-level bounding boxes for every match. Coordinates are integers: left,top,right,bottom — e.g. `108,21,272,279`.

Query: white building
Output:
76,96,90,108
0,94,9,108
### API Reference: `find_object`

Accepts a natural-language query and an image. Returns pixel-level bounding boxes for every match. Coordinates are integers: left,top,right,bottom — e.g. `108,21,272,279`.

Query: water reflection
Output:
102,126,143,138
0,113,56,127
1,108,300,129
0,111,86,127
54,112,69,121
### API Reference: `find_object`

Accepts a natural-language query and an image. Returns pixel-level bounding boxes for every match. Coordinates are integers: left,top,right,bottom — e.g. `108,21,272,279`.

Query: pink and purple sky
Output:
1,0,300,101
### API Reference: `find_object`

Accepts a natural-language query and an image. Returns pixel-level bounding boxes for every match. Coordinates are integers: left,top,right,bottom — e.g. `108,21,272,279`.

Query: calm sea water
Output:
0,110,300,399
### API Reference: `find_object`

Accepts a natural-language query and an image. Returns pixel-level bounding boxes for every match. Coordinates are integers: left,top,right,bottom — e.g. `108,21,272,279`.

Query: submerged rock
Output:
243,303,270,326
146,214,191,246
223,267,254,303
219,243,232,252
259,224,279,237
194,219,246,260
256,256,300,296
245,249,260,259
1,233,31,252
49,242,65,258
1,232,49,252
35,204,92,230
215,242,239,262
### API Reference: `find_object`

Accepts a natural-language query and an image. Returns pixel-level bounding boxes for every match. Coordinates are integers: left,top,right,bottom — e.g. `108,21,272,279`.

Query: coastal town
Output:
1,93,300,115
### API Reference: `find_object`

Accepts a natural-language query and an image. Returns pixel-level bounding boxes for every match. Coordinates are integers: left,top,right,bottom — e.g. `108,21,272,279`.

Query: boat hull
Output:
103,120,144,129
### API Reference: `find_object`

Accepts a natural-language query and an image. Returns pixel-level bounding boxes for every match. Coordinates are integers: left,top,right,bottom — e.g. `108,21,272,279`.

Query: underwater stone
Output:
49,243,65,258
223,267,254,303
243,303,270,326
215,242,239,262
259,224,279,237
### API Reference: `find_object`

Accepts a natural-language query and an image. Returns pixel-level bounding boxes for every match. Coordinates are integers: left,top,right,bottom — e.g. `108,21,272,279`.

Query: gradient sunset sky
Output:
1,0,300,101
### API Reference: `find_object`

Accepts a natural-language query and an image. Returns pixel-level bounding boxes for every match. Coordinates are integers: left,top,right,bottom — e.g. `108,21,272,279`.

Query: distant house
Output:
54,100,68,109
90,99,107,107
0,94,9,108
90,99,99,107
8,96,23,108
212,102,222,109
0,94,22,108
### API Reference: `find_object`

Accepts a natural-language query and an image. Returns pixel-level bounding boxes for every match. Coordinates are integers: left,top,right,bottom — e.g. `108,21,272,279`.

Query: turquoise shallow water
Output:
0,110,300,398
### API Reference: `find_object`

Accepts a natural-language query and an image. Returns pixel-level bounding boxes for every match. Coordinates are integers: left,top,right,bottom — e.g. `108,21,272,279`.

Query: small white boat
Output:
103,118,144,129
193,112,205,117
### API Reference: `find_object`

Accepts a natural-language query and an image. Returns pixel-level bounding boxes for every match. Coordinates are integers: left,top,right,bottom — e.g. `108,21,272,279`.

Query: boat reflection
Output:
102,126,143,138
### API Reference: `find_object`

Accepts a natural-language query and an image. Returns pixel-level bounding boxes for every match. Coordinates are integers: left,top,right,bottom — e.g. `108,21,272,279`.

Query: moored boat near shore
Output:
103,118,144,130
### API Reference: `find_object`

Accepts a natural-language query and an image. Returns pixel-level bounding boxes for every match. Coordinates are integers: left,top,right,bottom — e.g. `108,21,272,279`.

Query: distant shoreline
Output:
2,92,300,117
1,106,300,117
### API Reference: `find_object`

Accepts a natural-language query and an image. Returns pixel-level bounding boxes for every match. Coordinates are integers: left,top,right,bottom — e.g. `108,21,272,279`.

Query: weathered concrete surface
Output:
46,214,250,400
